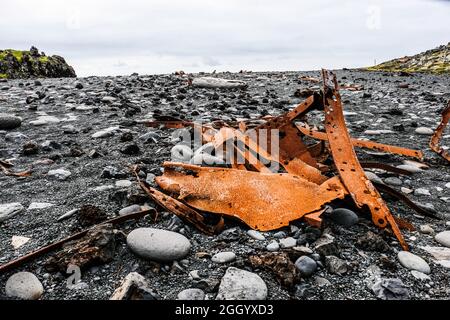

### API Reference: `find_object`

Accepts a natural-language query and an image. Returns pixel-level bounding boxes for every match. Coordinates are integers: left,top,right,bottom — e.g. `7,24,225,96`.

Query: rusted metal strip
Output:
296,123,423,160
156,162,348,231
321,69,408,250
0,160,33,177
0,209,156,274
372,181,440,219
430,101,450,162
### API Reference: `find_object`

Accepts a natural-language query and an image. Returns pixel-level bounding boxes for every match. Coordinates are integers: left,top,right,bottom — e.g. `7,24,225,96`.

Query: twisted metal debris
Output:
141,69,441,251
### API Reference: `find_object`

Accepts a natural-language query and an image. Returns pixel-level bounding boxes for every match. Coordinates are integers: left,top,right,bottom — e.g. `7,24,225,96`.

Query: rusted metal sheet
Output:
155,162,347,231
321,69,408,250
0,160,32,177
430,100,450,162
296,123,423,160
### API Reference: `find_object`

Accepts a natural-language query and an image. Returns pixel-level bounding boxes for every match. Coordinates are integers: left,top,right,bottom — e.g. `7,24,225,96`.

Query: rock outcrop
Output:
0,46,76,79
367,42,450,74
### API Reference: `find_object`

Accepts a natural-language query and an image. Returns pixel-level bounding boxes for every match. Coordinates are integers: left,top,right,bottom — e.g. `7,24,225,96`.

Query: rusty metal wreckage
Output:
0,69,448,274
142,69,449,252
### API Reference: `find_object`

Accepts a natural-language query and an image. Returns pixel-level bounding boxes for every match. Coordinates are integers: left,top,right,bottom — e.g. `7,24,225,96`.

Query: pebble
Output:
0,113,22,130
101,96,116,103
314,276,331,287
329,208,359,227
119,204,141,216
5,132,28,142
5,272,44,300
0,203,24,223
28,202,55,210
91,126,120,138
247,230,265,241
171,145,194,162
372,278,409,300
216,267,267,300
414,188,431,196
127,228,191,262
401,187,414,194
279,237,297,249
295,256,317,277
11,236,31,249
177,288,205,300
365,171,384,184
397,251,431,274
273,231,287,239
115,180,132,188
384,177,402,186
57,209,79,221
420,225,434,235
30,115,60,126
212,252,236,264
190,153,225,165
411,270,431,281
415,127,434,135
47,169,72,180
435,231,450,248
266,241,280,252
396,165,423,173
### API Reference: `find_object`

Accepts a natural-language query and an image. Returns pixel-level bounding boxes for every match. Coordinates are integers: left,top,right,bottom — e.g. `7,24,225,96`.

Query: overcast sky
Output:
1,0,449,77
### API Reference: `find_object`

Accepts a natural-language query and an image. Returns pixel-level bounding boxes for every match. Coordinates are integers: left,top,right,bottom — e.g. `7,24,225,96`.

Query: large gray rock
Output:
0,203,24,223
295,256,317,277
127,228,191,262
435,231,450,248
0,113,22,130
325,256,348,275
397,251,431,274
5,272,44,300
47,168,72,180
216,267,267,300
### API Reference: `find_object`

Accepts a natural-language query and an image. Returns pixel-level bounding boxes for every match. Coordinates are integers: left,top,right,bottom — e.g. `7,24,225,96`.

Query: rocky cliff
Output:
0,46,76,79
367,42,450,74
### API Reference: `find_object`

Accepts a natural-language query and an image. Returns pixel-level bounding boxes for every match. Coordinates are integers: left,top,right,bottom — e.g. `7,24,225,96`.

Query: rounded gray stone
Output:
177,288,205,300
119,204,141,216
247,230,265,241
5,272,44,300
212,252,236,264
295,256,317,277
127,228,191,262
397,251,431,274
435,231,450,248
384,177,402,186
0,113,22,130
216,267,267,300
329,208,359,227
266,241,280,252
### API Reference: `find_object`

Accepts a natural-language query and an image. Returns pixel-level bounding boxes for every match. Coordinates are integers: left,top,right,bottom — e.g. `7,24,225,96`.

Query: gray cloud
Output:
0,0,449,76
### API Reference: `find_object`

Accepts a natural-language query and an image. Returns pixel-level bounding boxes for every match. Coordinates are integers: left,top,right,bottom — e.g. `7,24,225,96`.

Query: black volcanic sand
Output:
0,70,449,300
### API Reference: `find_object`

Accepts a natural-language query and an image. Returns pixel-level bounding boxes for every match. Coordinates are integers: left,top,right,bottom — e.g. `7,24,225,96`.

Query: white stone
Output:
420,225,434,235
177,288,205,300
47,169,71,180
91,126,120,138
396,165,423,173
415,127,434,135
397,251,431,274
0,203,24,223
5,272,44,300
115,180,132,188
192,77,247,89
411,270,431,281
247,230,265,241
216,267,267,300
212,252,236,264
435,231,450,248
28,202,55,210
266,241,280,252
401,187,414,194
30,116,60,126
11,236,31,249
279,237,296,249
127,228,191,262
57,209,79,222
119,205,141,216
414,188,431,196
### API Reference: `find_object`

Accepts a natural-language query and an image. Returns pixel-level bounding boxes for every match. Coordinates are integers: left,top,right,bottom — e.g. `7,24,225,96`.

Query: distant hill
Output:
0,46,76,79
367,43,450,74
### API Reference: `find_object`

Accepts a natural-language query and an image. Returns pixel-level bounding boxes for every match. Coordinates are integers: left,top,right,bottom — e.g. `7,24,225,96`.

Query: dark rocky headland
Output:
0,46,76,79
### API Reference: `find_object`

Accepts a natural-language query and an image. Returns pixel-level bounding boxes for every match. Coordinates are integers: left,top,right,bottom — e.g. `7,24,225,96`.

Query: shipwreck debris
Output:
430,100,450,162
